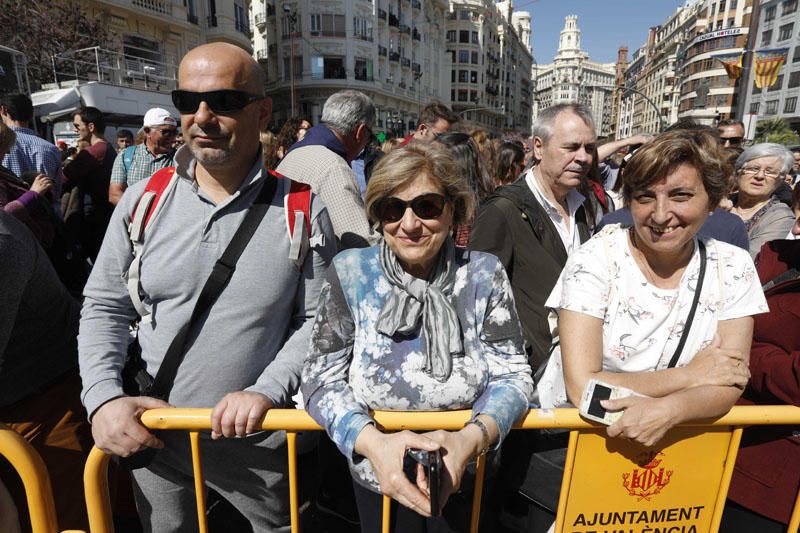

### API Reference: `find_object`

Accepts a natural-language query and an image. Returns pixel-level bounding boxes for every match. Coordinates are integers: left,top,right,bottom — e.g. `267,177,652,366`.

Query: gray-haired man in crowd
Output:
277,90,379,249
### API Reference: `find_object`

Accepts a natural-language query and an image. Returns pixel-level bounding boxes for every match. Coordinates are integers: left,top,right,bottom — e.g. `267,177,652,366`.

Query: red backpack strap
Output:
268,169,313,266
130,167,178,243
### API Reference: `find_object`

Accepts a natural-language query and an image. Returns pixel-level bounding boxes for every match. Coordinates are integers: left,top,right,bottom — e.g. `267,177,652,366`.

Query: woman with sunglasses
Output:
731,143,795,259
302,142,532,532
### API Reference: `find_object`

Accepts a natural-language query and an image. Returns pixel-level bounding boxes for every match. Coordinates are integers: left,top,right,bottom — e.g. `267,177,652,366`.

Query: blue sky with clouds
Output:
519,0,689,64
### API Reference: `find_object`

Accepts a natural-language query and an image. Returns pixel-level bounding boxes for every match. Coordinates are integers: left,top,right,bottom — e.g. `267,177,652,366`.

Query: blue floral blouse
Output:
301,245,533,491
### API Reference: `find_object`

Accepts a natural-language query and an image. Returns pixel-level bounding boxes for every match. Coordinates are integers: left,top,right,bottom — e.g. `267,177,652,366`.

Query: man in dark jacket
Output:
469,103,596,369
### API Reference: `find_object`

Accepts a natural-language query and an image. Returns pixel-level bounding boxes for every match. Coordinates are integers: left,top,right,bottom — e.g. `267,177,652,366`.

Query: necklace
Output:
629,230,692,289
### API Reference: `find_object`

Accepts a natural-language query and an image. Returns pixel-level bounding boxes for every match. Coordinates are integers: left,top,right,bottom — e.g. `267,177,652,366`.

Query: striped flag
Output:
712,52,742,79
754,48,789,88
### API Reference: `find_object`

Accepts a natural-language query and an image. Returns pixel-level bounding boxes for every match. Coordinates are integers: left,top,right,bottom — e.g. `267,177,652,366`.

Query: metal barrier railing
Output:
5,407,799,532
0,424,58,533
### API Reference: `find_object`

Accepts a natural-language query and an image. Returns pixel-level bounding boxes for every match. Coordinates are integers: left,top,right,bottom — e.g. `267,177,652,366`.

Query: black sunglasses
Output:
721,136,743,146
171,90,264,114
377,193,447,223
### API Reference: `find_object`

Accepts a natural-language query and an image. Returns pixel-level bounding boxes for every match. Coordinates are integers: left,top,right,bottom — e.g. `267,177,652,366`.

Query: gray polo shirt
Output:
79,146,336,417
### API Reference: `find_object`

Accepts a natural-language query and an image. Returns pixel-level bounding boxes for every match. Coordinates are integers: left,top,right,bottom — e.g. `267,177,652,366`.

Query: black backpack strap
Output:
762,268,800,293
148,176,278,400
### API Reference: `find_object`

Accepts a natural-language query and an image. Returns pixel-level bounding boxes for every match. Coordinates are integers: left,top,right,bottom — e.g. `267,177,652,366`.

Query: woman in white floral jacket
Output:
537,128,768,447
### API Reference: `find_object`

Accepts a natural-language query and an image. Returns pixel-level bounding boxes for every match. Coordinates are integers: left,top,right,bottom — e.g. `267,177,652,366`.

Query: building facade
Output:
676,0,755,124
532,16,616,138
617,1,700,137
251,0,532,136
742,0,800,133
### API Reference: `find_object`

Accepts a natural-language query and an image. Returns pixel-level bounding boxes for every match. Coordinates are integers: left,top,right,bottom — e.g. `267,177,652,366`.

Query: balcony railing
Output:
412,62,420,74
389,51,400,61
256,49,268,60
132,0,172,15
254,12,267,29
401,57,411,68
378,45,388,57
399,24,410,35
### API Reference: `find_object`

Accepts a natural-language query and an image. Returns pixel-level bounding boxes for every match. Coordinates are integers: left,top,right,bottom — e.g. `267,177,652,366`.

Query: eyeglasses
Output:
721,136,744,146
740,166,782,179
171,90,264,114
377,193,447,223
152,127,177,137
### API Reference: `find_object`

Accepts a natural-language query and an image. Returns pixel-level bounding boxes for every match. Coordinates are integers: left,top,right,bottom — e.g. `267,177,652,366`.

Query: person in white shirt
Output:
538,129,768,447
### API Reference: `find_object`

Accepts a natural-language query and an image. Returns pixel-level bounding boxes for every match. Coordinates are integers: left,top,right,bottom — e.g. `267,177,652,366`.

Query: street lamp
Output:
283,4,297,117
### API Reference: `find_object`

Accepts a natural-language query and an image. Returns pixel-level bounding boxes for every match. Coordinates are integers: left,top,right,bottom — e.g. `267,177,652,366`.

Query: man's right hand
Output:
91,396,171,456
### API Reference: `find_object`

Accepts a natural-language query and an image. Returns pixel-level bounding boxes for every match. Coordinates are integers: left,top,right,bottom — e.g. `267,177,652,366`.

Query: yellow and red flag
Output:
713,53,743,79
754,48,789,88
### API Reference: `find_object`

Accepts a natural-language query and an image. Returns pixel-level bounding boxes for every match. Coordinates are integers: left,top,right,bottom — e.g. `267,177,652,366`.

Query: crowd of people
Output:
1,41,799,533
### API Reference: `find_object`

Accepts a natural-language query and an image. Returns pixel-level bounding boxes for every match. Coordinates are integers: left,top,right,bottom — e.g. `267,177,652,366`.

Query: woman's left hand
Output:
602,395,680,447
421,428,482,510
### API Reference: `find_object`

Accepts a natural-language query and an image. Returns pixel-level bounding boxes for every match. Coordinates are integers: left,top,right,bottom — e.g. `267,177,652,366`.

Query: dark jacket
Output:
468,178,591,369
727,239,800,524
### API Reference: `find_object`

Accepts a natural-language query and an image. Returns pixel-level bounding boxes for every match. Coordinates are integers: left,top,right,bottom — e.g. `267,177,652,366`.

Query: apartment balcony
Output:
389,14,399,27
132,0,172,15
256,48,268,61
401,57,411,68
378,8,387,20
399,24,410,35
412,28,421,41
412,62,421,74
389,51,400,61
254,12,267,30
378,45,388,57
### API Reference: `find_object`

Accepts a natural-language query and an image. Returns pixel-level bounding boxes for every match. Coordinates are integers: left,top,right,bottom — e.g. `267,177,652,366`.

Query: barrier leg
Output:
0,427,59,533
788,484,800,533
469,453,486,533
553,430,579,533
382,494,391,533
287,431,300,533
84,447,113,533
189,432,208,533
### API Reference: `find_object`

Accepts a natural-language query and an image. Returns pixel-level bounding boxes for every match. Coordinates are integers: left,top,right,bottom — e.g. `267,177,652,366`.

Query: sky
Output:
522,0,690,64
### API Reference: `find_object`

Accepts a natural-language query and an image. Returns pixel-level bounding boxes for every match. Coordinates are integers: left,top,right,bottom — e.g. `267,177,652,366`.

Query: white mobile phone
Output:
579,379,644,425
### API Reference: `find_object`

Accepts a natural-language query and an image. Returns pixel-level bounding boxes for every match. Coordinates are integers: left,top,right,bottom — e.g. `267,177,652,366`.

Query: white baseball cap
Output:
143,108,177,128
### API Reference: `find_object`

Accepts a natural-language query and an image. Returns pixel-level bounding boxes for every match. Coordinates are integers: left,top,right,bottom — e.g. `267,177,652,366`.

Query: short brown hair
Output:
622,129,730,208
419,101,460,128
365,141,475,228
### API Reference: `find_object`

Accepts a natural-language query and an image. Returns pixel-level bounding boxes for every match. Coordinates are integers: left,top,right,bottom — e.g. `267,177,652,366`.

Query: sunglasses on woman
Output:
378,193,447,223
171,90,264,114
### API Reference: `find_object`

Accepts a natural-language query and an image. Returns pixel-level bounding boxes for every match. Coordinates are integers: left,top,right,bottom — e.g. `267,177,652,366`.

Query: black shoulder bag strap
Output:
667,240,707,369
147,176,278,400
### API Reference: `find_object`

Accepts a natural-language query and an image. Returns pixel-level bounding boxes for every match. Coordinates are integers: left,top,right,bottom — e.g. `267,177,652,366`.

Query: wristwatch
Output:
465,417,491,456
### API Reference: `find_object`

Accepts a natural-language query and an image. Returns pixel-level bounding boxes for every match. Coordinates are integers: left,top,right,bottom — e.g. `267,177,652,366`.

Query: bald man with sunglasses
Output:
79,43,336,532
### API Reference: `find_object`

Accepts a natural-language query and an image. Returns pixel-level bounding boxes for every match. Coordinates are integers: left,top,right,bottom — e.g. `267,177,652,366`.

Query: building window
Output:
471,70,478,83
354,58,373,81
354,17,372,41
765,99,779,114
783,0,798,15
789,71,800,87
283,14,301,36
459,30,469,43
779,24,794,41
311,55,345,79
234,3,248,35
283,56,302,80
794,46,800,63
765,5,777,21
458,50,469,63
784,96,797,113
446,30,456,43
458,70,469,82
730,0,737,8
459,10,470,20
750,102,760,114
769,74,784,91
471,51,478,64
310,14,345,37
471,31,479,44
762,29,773,46
458,89,468,101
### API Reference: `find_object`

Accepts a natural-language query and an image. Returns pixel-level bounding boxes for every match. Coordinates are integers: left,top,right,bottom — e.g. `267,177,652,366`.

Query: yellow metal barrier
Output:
80,406,800,533
0,424,59,533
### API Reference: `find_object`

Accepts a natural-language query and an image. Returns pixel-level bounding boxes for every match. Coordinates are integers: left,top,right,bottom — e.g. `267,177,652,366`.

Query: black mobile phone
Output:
406,448,443,516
